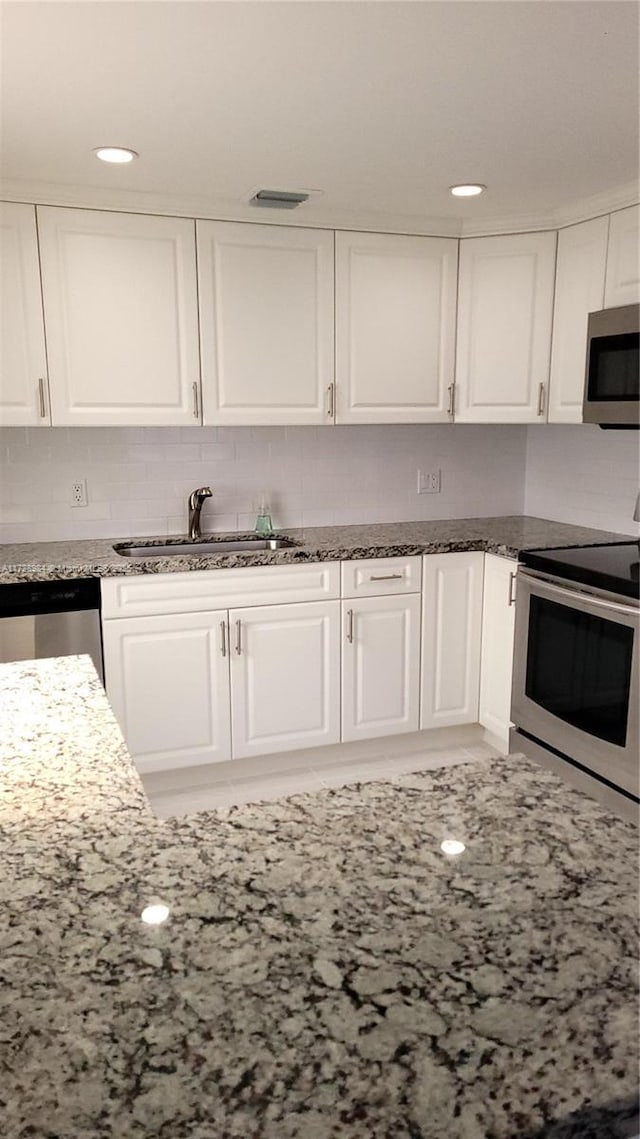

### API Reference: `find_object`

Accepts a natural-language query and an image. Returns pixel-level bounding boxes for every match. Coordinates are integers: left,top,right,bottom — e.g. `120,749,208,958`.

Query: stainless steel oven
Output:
583,303,639,427
511,547,639,823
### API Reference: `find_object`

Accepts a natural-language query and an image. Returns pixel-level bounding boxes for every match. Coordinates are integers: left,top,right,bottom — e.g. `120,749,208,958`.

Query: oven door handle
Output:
519,569,638,619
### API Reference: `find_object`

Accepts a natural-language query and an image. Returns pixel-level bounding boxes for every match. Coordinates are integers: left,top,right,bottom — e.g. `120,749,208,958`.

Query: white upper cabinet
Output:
197,221,334,425
548,216,608,423
37,207,201,426
0,202,50,425
455,231,557,422
335,231,457,423
604,205,640,307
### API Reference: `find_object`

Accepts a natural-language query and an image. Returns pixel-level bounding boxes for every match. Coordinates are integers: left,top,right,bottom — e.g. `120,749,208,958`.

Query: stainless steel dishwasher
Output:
0,578,104,682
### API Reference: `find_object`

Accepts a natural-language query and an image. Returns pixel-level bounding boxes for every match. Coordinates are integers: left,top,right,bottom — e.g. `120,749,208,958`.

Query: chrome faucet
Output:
188,486,212,540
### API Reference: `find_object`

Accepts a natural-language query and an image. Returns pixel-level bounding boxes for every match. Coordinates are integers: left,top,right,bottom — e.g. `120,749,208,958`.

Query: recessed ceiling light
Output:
141,903,170,924
450,184,486,198
440,839,466,856
448,184,482,198
94,146,139,165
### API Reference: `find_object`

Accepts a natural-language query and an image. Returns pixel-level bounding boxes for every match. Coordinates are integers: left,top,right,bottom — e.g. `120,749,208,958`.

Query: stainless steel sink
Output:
114,536,299,558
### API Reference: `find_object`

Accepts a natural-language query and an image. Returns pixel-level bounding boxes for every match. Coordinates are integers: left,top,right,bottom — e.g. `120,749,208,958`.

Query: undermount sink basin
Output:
114,536,299,558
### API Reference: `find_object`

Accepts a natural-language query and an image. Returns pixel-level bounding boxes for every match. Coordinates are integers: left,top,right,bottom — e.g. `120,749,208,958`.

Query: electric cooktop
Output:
520,542,640,601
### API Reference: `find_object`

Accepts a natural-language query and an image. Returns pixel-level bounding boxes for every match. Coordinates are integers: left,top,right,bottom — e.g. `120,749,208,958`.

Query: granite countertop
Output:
0,515,630,583
2,655,638,1139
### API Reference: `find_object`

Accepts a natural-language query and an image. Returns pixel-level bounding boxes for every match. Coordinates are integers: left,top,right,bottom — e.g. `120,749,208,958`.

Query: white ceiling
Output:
1,0,638,231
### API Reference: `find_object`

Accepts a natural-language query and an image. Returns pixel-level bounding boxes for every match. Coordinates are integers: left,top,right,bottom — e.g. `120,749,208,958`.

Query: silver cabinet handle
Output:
38,377,47,419
220,620,227,658
369,573,403,582
192,381,200,420
326,382,335,419
508,571,517,606
346,608,354,643
447,383,455,418
235,619,242,656
537,382,546,417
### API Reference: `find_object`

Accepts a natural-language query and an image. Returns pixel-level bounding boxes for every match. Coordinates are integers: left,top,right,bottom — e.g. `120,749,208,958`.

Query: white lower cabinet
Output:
102,609,232,773
342,593,421,742
479,554,518,745
421,552,483,729
229,601,341,759
103,552,511,774
102,568,341,772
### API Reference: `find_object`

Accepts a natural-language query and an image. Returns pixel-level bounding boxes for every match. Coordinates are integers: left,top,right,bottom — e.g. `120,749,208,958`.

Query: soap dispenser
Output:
254,494,274,537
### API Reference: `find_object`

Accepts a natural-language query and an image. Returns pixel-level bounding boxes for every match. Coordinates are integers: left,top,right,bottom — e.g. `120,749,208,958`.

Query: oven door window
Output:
587,332,639,402
526,596,633,747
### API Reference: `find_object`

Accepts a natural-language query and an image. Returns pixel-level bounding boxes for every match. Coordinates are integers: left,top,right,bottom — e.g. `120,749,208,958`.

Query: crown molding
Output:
460,181,640,237
1,178,638,239
0,179,462,238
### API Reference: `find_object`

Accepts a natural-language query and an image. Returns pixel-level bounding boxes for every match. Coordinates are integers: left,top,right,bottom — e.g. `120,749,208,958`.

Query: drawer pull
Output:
369,573,403,582
220,620,227,658
346,608,354,643
235,619,242,655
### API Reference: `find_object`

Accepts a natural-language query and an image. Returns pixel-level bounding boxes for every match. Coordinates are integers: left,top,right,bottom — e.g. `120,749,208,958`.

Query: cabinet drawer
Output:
341,556,421,598
101,562,340,618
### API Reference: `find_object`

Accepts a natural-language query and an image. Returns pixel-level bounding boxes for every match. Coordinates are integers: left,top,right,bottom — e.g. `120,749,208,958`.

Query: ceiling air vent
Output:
249,189,310,209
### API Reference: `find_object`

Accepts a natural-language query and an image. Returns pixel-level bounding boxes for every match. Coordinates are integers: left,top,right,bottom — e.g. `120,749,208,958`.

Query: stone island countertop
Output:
0,515,629,583
1,654,638,1139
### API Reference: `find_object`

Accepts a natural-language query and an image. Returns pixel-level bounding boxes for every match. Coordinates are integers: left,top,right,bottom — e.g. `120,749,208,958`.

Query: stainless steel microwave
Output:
583,303,639,427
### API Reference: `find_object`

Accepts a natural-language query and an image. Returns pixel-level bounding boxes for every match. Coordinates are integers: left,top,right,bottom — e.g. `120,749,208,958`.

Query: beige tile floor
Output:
143,726,503,819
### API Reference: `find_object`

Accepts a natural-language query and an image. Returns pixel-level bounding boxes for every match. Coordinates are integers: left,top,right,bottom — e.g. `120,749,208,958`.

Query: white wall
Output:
525,425,640,536
0,424,527,543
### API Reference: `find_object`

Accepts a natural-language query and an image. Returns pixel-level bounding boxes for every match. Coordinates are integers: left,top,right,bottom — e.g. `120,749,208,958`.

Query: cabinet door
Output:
421,552,483,729
197,221,334,425
230,601,340,757
479,554,517,746
455,231,557,422
37,207,201,426
548,217,608,423
103,610,231,773
604,205,640,307
0,202,50,425
342,593,421,742
335,232,457,423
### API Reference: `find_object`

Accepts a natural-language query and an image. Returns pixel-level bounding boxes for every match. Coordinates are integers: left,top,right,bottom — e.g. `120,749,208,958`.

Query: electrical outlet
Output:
71,479,88,507
417,468,441,494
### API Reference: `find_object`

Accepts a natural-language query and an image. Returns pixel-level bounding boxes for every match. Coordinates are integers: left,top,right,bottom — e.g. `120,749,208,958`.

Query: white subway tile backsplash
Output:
0,422,536,544
525,425,640,537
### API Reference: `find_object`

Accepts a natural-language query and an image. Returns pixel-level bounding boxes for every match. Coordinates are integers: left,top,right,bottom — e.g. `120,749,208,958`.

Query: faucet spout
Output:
188,486,213,540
